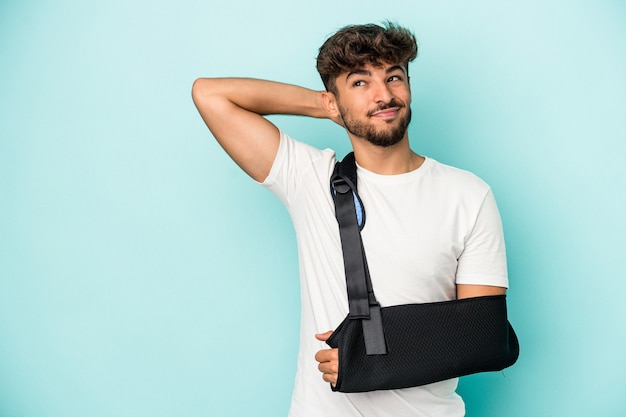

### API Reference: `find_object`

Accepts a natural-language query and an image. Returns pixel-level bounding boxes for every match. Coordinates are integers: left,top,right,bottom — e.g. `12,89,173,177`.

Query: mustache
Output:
367,99,404,117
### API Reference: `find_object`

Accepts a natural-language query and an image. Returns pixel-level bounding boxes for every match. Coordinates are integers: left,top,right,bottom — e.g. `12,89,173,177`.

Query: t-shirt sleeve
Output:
260,130,334,208
455,189,509,288
260,130,292,206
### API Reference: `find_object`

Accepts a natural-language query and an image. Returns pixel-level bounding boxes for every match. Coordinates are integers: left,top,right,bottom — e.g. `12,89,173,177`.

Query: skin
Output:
321,63,423,175
192,62,506,388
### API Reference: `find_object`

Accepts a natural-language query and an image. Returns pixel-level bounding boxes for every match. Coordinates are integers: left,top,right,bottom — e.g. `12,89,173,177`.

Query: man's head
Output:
316,22,418,96
317,22,418,148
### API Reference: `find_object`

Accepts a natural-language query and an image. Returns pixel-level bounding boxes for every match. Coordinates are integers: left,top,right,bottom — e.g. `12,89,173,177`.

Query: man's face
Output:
333,62,412,147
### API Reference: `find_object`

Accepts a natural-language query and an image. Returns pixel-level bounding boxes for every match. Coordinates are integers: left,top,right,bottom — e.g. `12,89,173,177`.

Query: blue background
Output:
1,1,625,416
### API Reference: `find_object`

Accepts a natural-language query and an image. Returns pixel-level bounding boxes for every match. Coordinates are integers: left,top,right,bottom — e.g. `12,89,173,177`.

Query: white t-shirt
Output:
263,131,508,417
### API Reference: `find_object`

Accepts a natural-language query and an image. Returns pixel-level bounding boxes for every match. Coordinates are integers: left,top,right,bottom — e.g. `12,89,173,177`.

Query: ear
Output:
321,91,340,119
321,91,345,127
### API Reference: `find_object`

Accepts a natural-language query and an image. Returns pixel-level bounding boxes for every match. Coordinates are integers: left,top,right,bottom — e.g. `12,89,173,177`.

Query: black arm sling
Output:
326,152,519,393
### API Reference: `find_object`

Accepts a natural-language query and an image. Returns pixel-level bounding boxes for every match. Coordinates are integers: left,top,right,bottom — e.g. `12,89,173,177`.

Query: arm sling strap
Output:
326,152,520,393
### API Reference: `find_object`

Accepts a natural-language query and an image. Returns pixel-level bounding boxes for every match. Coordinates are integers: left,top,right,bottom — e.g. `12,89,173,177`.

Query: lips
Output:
371,108,399,118
368,100,404,118
369,107,402,120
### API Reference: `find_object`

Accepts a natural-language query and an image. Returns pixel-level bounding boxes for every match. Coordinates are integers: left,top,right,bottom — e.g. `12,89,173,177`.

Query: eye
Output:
387,75,402,82
353,80,366,87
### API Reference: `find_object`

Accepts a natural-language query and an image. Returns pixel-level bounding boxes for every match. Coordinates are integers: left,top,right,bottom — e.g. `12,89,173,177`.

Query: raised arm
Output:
192,78,329,182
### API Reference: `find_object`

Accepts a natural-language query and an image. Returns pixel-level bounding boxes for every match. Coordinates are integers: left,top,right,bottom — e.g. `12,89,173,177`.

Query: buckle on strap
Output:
331,176,351,194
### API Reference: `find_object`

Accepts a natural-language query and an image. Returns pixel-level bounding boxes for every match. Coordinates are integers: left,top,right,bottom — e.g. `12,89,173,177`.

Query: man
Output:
192,22,508,417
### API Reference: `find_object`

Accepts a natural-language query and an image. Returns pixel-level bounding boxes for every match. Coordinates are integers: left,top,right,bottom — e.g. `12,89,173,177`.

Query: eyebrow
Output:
386,65,407,75
346,69,372,80
345,65,407,81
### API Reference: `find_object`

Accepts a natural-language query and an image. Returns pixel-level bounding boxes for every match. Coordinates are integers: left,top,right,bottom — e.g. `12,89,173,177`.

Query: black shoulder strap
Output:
331,152,387,355
330,152,365,229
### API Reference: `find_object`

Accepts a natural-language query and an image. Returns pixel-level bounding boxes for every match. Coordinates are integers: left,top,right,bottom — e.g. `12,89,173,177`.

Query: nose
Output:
373,81,394,104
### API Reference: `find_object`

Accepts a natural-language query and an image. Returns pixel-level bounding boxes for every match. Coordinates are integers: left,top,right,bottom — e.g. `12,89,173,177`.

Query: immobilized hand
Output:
314,331,338,387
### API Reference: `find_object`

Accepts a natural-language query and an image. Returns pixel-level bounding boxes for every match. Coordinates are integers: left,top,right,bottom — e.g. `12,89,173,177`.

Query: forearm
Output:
456,284,506,299
191,77,329,182
192,77,327,119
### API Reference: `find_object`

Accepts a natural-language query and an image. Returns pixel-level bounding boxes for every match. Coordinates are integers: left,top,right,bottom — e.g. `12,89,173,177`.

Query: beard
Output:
339,101,412,148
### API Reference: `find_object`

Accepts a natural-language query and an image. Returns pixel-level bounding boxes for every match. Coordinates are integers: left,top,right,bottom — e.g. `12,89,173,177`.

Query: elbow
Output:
192,78,228,112
191,78,208,105
191,78,231,129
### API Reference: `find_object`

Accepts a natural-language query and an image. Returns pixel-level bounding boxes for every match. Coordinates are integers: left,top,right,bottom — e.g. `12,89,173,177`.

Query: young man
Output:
192,22,508,417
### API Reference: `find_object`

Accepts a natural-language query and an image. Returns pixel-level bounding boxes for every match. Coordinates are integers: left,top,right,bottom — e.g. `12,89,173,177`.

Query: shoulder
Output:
275,131,336,167
267,131,337,181
262,130,337,204
424,158,491,194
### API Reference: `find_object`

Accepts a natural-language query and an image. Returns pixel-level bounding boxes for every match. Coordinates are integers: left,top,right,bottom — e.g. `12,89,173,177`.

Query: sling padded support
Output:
326,295,520,393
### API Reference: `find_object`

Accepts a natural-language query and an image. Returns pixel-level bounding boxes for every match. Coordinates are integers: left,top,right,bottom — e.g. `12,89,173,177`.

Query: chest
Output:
357,182,472,304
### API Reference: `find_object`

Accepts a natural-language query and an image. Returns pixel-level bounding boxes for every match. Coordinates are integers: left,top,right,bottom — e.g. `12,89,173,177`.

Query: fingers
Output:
321,371,337,385
314,331,338,386
315,349,338,371
314,347,338,364
315,330,333,341
315,347,339,386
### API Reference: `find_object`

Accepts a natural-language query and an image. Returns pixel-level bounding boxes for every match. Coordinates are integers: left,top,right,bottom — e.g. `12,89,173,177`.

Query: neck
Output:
350,136,425,175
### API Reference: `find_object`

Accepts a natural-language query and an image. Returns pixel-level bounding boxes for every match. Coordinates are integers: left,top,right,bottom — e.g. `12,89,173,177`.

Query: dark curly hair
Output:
316,22,418,95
